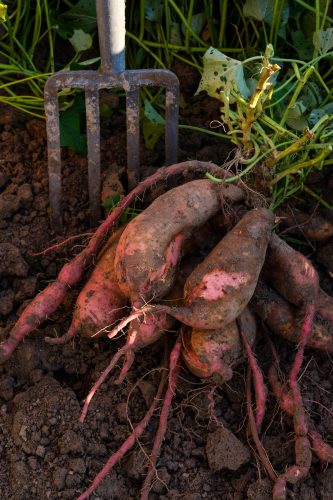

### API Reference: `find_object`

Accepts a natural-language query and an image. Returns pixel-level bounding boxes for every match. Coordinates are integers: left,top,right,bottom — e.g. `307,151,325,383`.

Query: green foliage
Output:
102,193,141,224
59,94,87,155
1,0,333,210
142,99,165,150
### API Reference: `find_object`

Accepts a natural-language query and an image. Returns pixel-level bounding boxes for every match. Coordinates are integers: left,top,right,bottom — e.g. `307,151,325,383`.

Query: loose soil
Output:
0,95,333,500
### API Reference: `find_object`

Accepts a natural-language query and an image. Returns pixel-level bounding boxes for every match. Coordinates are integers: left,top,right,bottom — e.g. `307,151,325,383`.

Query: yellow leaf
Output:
0,3,7,21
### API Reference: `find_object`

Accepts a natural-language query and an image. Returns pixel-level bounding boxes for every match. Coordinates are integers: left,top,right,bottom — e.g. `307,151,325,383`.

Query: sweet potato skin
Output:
114,179,244,306
182,307,256,382
69,230,127,338
277,208,333,241
251,281,333,352
264,233,319,306
172,208,274,329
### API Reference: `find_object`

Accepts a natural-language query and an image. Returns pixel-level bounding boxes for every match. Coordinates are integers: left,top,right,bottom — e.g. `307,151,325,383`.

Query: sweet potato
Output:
264,233,319,307
46,229,127,344
251,281,333,352
277,208,333,241
114,179,244,307
168,208,274,329
263,235,318,499
182,307,256,383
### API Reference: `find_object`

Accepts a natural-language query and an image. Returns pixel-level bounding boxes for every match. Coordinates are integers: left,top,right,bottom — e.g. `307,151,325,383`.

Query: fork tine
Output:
85,89,101,226
44,80,62,231
165,85,179,166
126,87,141,189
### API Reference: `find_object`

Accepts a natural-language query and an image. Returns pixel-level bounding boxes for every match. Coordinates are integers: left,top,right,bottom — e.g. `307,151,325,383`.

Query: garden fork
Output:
44,0,179,230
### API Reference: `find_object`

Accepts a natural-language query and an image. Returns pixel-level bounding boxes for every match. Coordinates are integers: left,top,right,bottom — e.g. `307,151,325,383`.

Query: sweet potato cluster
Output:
1,161,332,500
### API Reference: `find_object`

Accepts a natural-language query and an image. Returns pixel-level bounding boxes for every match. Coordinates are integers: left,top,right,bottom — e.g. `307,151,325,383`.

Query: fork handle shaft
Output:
96,0,126,73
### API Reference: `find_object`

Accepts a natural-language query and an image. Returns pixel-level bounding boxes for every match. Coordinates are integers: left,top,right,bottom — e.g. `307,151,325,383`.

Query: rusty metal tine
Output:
126,88,141,189
165,84,180,166
44,80,62,231
85,89,101,226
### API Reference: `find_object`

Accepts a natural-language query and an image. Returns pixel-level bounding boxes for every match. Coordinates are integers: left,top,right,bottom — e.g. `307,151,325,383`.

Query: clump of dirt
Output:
0,97,332,499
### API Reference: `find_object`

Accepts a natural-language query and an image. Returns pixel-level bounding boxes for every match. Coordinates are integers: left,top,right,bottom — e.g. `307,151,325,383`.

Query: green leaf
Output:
243,0,274,22
142,99,165,150
102,194,139,224
196,47,251,102
56,0,97,37
323,102,333,114
0,3,7,21
77,56,101,66
308,108,326,127
102,193,121,210
144,0,163,22
277,2,290,40
285,102,307,130
69,29,92,52
291,30,313,61
170,21,183,45
300,82,322,109
313,28,333,55
60,95,87,155
135,48,146,67
182,12,205,39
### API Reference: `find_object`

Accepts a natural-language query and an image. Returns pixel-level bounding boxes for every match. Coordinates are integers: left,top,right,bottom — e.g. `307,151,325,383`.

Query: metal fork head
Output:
44,69,179,230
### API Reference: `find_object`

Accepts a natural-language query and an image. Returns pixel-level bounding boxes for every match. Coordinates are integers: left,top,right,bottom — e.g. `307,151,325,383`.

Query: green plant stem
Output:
294,0,333,23
320,0,330,30
218,0,228,47
139,0,145,40
126,32,166,68
313,0,320,61
185,0,195,52
206,150,269,185
43,0,54,73
140,41,242,52
271,147,332,184
303,186,333,210
279,66,315,129
168,0,207,47
272,131,314,164
259,115,298,138
179,124,229,140
171,52,202,70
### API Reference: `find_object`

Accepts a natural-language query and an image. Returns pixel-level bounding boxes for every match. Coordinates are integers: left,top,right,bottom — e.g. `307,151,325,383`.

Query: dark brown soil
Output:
0,96,332,500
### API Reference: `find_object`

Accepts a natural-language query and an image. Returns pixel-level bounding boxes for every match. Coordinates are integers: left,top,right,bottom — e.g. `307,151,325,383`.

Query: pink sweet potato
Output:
277,208,333,241
99,256,199,385
251,281,333,352
114,179,244,307
182,307,256,383
263,235,319,498
46,229,127,344
168,208,274,329
264,233,319,307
